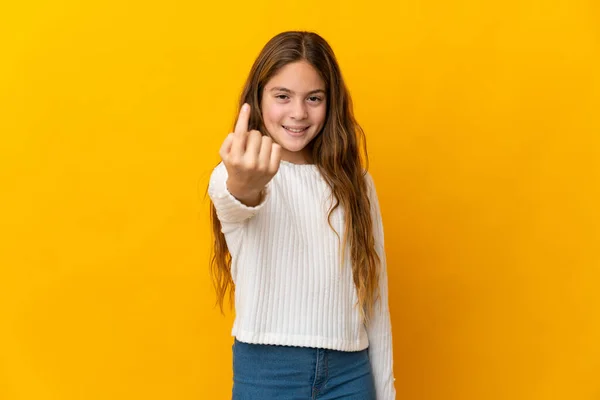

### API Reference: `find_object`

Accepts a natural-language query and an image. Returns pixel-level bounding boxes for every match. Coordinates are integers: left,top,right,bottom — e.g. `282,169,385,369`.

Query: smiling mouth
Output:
282,125,309,133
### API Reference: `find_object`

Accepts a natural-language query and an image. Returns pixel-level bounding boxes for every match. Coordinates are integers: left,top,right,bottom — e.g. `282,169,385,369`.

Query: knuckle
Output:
246,160,257,170
249,131,260,141
256,162,267,173
229,157,240,168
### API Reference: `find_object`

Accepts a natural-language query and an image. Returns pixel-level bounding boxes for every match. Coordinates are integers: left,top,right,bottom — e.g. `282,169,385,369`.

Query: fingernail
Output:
243,103,249,112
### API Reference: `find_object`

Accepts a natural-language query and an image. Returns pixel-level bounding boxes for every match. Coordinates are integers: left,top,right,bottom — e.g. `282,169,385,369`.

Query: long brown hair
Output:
209,31,381,325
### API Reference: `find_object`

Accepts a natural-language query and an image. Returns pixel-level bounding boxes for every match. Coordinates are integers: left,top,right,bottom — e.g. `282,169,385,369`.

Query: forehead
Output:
265,61,325,92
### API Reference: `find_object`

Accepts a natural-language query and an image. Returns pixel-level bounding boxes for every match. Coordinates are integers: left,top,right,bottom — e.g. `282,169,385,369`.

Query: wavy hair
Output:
209,31,381,325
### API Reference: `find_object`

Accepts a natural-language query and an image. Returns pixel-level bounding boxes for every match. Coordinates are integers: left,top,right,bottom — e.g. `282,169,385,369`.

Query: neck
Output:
280,148,313,165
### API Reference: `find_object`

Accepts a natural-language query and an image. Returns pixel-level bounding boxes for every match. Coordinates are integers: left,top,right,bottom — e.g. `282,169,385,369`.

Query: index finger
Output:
234,103,250,136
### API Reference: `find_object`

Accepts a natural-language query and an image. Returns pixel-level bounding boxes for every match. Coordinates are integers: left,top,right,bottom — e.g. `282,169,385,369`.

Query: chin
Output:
280,142,308,153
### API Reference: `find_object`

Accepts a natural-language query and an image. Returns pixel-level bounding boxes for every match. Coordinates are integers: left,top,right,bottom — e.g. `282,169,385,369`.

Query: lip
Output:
282,125,310,137
284,125,309,129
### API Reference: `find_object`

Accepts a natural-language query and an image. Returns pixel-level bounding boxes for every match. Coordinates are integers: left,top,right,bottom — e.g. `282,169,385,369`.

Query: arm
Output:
208,102,281,232
208,161,272,232
365,172,397,399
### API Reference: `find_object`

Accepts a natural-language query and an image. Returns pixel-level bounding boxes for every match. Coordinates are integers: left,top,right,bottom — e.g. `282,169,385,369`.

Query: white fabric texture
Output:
208,160,396,399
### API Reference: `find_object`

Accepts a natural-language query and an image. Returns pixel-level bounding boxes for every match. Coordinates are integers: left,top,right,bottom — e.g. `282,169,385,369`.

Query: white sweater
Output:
208,160,396,399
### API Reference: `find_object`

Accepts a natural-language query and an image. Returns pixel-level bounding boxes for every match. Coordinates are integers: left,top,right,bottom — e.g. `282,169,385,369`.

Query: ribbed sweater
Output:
208,160,396,399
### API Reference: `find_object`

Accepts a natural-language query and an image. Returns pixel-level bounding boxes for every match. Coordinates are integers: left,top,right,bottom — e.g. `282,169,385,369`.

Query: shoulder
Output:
362,170,382,211
363,170,377,194
363,170,374,185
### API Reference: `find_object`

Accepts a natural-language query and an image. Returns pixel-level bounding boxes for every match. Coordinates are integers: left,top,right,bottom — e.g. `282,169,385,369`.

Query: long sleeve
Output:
208,161,397,396
207,162,271,232
365,172,397,399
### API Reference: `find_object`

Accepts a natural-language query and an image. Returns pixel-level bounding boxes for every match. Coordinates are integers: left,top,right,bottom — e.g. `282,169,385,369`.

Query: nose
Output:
290,99,308,120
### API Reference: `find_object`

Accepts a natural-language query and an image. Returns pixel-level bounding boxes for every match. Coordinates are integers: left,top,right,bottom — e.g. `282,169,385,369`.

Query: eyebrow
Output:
269,87,326,95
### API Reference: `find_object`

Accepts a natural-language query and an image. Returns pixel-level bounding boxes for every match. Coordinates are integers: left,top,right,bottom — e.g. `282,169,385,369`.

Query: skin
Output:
219,104,281,207
260,60,327,165
219,60,327,206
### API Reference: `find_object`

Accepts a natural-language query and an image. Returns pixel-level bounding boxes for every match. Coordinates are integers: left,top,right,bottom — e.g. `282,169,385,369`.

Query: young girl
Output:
208,31,396,400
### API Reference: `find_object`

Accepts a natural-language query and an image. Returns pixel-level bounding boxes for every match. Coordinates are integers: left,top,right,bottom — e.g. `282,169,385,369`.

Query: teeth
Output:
284,126,307,133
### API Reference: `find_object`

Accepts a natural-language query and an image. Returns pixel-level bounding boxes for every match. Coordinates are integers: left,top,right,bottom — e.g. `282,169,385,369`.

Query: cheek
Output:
312,106,327,127
262,102,285,127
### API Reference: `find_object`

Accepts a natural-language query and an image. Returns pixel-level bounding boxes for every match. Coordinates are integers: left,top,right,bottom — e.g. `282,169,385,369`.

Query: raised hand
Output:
219,103,282,206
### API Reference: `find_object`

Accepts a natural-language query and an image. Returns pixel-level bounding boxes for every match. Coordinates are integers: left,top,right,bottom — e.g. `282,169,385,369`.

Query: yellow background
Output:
1,0,599,399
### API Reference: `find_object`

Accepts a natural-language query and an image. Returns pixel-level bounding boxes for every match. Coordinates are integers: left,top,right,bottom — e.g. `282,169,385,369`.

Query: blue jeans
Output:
232,338,376,400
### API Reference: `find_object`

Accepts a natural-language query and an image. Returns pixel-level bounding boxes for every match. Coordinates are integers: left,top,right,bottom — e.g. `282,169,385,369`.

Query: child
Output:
208,31,396,400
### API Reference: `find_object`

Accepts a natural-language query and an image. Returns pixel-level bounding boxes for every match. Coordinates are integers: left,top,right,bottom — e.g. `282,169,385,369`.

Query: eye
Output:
275,94,289,100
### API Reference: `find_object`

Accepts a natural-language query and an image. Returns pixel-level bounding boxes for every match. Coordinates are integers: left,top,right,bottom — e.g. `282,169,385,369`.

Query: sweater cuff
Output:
208,164,271,225
368,333,397,400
